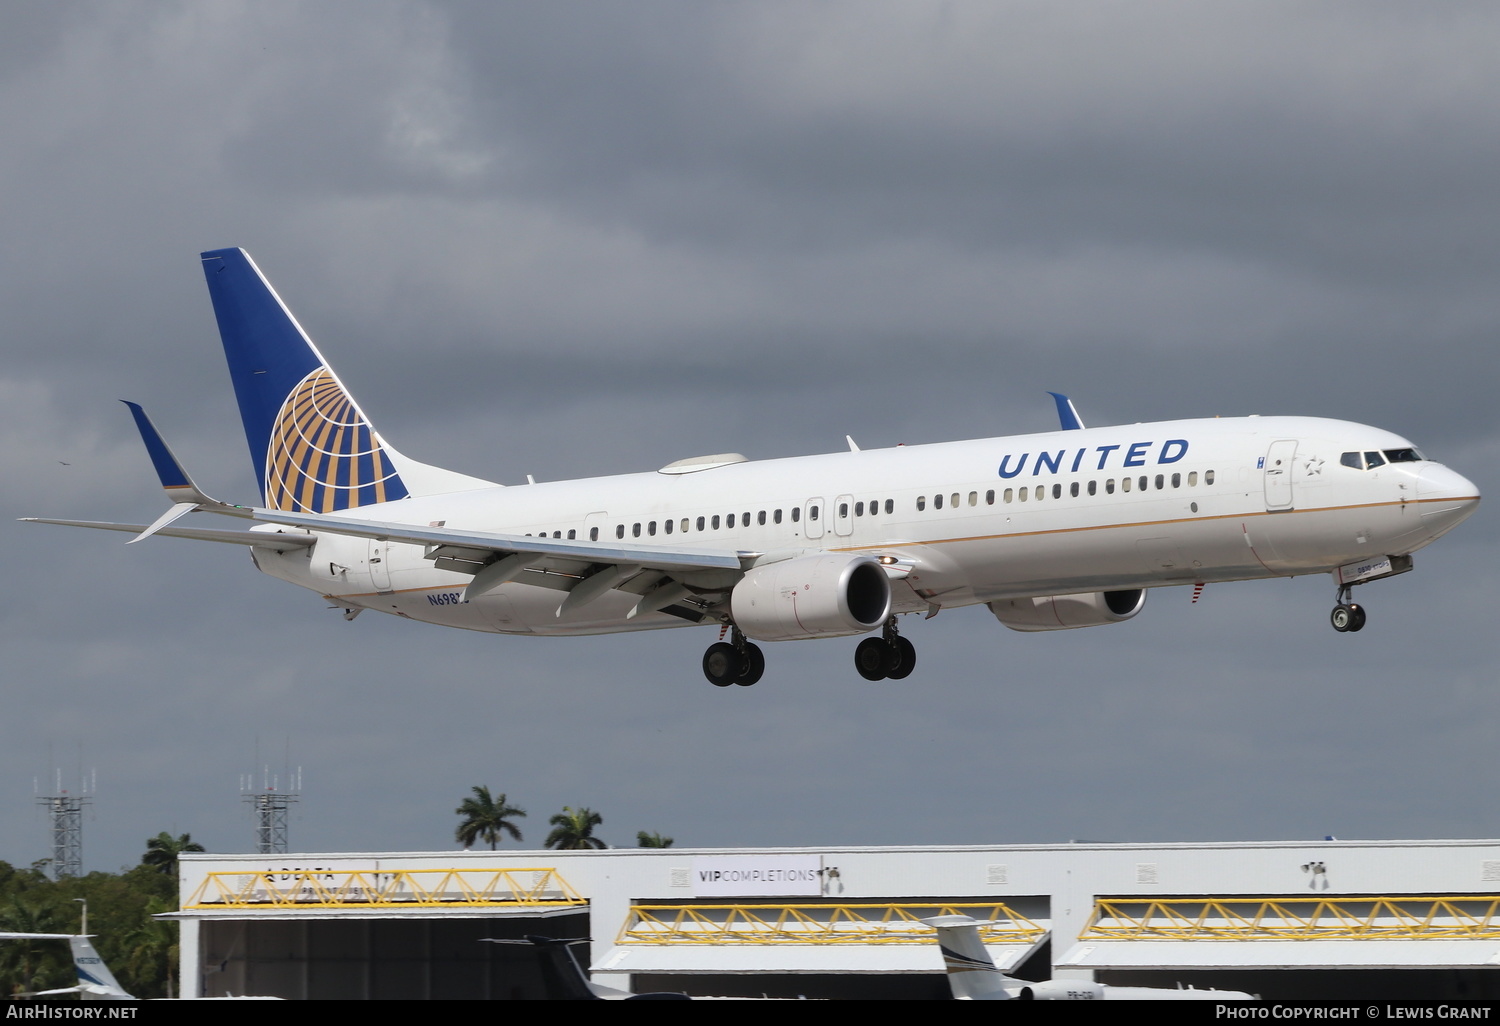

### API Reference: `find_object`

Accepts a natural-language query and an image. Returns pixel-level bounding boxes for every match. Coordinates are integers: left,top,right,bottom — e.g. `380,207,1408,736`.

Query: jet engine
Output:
987,589,1146,632
731,554,891,642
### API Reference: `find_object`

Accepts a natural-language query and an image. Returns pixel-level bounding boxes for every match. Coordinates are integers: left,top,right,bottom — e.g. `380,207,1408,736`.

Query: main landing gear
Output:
854,619,916,681
703,628,764,687
1329,585,1367,634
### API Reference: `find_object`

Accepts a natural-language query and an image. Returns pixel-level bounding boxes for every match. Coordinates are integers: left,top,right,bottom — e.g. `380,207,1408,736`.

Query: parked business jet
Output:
926,915,1255,1000
25,249,1480,686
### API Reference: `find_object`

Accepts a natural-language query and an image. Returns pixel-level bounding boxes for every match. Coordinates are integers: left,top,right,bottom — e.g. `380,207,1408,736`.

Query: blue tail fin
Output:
200,249,493,511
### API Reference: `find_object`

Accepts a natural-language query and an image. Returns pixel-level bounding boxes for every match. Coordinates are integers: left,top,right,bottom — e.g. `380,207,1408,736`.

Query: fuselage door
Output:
804,497,825,540
832,494,854,537
368,539,393,591
1263,439,1298,511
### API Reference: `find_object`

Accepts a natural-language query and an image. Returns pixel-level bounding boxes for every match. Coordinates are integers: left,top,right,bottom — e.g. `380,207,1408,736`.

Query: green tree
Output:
545,807,606,850
455,787,526,850
0,895,70,995
636,831,674,848
141,832,205,877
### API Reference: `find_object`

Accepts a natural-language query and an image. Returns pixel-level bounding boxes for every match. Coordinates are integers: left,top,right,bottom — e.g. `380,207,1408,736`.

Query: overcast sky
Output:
2,1,1497,874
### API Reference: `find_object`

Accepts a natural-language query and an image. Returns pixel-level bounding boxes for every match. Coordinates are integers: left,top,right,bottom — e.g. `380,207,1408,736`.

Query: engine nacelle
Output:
732,554,891,642
988,589,1146,632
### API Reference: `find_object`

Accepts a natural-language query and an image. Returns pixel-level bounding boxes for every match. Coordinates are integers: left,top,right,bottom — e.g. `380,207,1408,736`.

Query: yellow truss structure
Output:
616,903,1044,946
183,868,586,910
1082,896,1500,942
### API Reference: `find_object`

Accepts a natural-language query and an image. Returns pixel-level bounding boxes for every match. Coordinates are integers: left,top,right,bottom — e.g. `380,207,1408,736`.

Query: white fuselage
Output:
249,415,1479,638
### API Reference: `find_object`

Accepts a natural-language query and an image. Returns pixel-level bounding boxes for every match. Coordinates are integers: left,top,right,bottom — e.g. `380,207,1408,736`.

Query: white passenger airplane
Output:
925,915,1255,1001
25,249,1481,686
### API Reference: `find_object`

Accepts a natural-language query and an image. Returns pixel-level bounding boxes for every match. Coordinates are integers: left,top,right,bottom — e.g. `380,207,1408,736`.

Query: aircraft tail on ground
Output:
927,915,1012,1000
68,934,134,999
199,248,495,512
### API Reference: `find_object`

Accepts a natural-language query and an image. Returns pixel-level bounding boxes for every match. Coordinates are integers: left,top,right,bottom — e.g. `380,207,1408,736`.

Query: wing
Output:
21,518,315,551
248,509,750,609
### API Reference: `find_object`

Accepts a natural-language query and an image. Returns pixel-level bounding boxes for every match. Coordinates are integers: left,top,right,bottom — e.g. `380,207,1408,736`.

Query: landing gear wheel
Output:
703,642,743,686
735,643,765,686
1338,600,1374,633
855,637,892,680
887,636,917,680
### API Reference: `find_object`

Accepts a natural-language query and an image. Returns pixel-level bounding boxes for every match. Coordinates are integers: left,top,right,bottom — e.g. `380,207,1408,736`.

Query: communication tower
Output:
35,770,93,879
241,767,301,854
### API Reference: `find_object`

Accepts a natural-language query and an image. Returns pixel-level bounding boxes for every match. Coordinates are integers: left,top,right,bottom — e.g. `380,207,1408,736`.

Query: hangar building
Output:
173,838,1500,1000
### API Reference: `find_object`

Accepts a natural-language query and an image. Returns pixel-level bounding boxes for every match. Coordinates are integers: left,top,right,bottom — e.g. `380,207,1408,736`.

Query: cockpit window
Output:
1342,448,1426,471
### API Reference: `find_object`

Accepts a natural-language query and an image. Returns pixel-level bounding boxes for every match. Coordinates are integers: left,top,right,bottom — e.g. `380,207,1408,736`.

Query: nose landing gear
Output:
854,619,917,681
703,627,765,686
1329,586,1367,633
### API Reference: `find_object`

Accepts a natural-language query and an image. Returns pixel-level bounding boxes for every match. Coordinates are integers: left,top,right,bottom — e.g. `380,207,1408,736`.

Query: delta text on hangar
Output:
169,838,1500,1000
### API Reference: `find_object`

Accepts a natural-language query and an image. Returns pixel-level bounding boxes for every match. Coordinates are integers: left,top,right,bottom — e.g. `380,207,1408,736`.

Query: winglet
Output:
121,401,253,534
1047,392,1085,431
122,401,215,505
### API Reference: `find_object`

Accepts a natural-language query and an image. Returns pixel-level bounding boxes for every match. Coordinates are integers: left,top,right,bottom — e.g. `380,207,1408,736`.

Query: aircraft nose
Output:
1415,464,1481,534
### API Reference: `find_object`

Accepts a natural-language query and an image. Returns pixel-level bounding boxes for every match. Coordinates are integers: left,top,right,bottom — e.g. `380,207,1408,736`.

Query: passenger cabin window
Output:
884,499,894,514
712,515,720,529
792,507,801,523
590,527,599,541
774,509,783,524
696,516,705,531
934,494,943,509
616,525,625,539
986,490,995,505
1205,470,1216,485
917,496,926,511
758,511,767,525
727,513,736,528
632,523,641,537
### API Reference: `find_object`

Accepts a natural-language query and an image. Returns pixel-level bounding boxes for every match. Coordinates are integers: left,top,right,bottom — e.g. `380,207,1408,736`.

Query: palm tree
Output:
545,806,606,849
455,787,526,850
636,831,674,848
141,832,205,877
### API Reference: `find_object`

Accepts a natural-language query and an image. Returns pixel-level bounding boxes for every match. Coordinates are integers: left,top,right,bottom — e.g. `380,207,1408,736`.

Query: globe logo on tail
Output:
266,368,408,512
